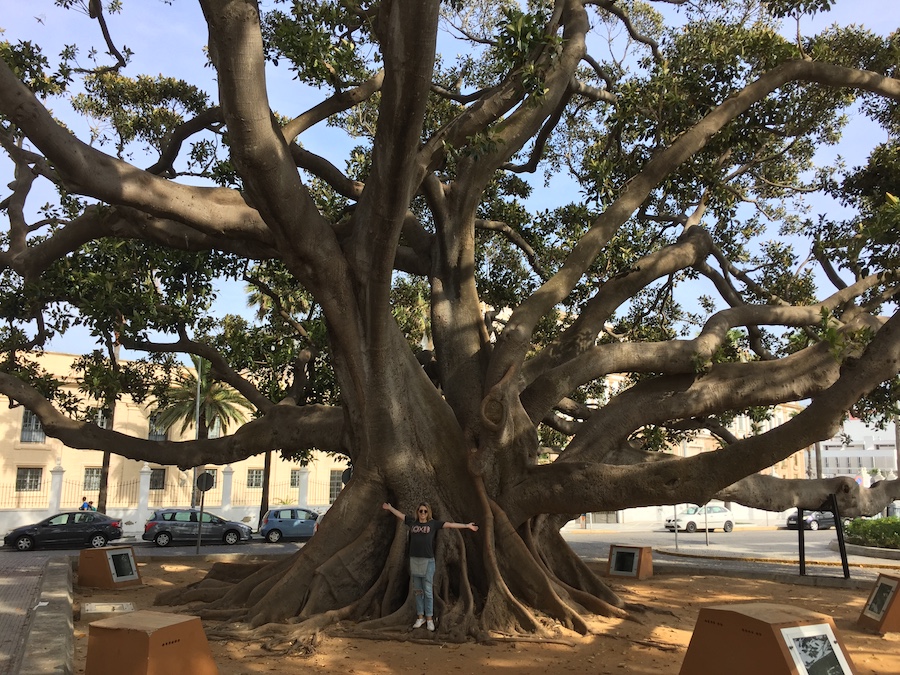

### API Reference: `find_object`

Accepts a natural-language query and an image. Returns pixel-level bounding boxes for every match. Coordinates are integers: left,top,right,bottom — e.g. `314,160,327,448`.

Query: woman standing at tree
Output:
382,502,478,631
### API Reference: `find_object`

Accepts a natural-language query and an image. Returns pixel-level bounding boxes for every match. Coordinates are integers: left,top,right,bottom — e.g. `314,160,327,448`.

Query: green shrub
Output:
843,516,900,549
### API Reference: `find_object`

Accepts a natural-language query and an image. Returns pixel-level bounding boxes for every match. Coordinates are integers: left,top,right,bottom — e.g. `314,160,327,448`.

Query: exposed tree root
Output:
340,628,471,645
594,632,683,653
485,633,579,647
152,477,654,644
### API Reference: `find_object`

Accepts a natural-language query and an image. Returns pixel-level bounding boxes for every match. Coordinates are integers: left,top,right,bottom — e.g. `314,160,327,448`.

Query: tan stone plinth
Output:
78,546,143,589
85,610,218,675
606,545,652,580
680,603,856,675
858,573,900,634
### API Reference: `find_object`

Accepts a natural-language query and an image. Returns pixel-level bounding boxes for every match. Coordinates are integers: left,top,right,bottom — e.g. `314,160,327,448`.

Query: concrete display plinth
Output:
78,546,142,589
606,545,653,580
858,573,900,634
680,603,856,675
85,610,218,675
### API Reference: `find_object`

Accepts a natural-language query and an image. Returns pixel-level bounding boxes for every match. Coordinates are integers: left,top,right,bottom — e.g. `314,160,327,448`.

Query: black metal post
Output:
798,507,806,575
827,494,851,579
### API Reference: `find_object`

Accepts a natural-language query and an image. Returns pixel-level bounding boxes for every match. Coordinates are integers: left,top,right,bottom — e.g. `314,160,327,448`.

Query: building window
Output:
148,413,168,441
20,409,46,443
149,468,166,490
209,418,222,439
290,469,302,488
200,468,217,489
84,468,102,491
329,469,343,504
247,469,264,488
93,408,111,429
16,468,42,492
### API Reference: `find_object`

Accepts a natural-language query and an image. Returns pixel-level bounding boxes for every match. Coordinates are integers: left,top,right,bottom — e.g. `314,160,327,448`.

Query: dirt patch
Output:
72,560,899,674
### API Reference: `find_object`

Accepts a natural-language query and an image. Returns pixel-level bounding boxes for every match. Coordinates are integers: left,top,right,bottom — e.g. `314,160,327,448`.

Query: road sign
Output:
196,472,214,492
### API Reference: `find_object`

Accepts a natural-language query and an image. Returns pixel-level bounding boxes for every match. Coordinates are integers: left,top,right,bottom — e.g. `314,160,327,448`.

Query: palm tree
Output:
153,356,249,504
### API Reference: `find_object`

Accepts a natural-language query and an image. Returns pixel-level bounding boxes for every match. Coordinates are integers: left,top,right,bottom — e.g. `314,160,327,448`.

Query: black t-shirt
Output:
404,516,445,559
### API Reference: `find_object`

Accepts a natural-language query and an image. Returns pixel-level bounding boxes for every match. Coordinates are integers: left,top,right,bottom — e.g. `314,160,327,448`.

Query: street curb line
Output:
651,562,874,590
657,547,900,570
18,559,73,675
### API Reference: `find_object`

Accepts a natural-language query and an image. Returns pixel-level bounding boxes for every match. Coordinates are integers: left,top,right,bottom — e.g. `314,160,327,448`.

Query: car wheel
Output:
15,535,34,552
685,521,697,533
723,521,734,533
89,533,108,548
154,532,172,547
265,529,282,544
808,520,819,531
223,530,240,545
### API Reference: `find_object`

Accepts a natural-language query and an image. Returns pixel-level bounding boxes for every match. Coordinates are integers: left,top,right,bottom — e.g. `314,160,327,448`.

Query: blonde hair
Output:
416,502,432,519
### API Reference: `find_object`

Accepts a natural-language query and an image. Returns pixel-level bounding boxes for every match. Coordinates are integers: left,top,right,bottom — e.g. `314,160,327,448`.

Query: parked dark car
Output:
259,506,321,543
142,508,253,547
3,511,123,551
786,509,836,530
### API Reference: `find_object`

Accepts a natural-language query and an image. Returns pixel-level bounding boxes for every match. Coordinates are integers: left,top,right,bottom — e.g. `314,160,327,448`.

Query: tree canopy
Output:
2,0,900,638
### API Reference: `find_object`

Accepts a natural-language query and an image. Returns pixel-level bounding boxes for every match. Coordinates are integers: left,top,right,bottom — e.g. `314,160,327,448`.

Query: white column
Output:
296,468,310,506
49,463,64,514
221,464,235,510
137,463,152,525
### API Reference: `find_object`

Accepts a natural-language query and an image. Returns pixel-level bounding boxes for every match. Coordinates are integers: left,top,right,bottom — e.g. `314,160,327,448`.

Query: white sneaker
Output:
412,618,425,629
426,619,435,631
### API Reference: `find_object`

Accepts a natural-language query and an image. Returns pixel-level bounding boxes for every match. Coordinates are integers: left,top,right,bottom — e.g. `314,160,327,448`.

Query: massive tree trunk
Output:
159,321,631,637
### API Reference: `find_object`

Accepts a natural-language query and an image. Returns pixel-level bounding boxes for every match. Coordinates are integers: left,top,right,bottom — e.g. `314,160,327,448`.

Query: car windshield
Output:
682,507,699,515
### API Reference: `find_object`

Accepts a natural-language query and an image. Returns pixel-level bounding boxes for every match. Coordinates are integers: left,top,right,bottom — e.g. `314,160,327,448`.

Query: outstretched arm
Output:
382,502,406,520
442,521,478,532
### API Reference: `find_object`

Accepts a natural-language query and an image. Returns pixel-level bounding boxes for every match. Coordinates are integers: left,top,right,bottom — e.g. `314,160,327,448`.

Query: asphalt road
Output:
0,524,854,566
563,526,847,564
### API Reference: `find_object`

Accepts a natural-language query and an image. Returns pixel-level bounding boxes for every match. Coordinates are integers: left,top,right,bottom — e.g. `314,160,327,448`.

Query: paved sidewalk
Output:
0,552,49,675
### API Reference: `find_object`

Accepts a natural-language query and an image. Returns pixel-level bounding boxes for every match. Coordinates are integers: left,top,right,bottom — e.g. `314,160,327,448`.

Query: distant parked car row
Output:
4,505,326,551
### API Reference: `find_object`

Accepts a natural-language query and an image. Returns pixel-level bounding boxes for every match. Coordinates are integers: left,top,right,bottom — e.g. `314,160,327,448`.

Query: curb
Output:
652,561,874,590
830,540,900,561
657,546,900,571
18,558,73,675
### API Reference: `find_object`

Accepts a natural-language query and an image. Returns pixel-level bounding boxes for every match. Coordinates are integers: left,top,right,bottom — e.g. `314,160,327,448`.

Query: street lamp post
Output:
191,359,202,508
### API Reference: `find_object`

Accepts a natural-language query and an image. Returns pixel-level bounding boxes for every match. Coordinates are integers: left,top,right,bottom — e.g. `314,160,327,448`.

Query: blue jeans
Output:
411,557,435,617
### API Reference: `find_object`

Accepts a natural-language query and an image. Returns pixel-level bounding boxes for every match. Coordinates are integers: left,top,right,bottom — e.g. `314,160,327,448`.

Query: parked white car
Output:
665,505,734,533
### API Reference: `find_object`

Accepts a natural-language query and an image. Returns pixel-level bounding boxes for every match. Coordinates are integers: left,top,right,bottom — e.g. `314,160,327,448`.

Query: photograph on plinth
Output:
858,573,900,634
780,623,854,675
863,575,897,621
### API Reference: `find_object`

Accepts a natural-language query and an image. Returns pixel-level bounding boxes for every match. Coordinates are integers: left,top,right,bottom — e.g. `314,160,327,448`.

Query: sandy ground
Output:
72,559,900,675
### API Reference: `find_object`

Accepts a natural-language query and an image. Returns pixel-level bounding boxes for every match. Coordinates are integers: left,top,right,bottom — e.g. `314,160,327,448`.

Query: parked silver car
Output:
259,506,321,543
142,508,252,547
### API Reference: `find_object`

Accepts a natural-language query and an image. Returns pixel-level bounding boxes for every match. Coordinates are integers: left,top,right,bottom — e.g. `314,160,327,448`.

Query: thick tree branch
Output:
490,60,900,390
0,369,346,467
504,308,900,525
0,58,274,244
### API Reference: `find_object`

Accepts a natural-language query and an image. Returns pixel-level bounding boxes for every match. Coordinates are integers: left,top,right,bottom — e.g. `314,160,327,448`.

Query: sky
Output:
1,0,899,358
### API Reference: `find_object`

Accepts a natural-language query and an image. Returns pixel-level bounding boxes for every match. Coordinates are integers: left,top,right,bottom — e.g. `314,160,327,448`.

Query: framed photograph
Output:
863,575,898,621
780,623,852,675
105,548,140,583
608,545,640,576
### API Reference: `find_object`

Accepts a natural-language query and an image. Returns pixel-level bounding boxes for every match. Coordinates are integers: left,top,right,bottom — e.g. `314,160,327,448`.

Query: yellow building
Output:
0,352,349,533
